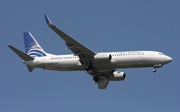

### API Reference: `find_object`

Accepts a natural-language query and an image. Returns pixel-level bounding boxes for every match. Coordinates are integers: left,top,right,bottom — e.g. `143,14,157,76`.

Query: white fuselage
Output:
24,51,172,71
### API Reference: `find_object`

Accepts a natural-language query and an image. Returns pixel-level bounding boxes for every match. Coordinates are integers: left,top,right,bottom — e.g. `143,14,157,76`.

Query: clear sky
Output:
1,0,179,112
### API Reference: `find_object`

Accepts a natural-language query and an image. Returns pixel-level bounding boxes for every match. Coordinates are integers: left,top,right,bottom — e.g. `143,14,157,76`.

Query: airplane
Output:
7,15,172,89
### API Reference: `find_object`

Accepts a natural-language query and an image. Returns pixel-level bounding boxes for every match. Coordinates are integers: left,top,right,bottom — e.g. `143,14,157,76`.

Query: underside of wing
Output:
98,76,109,89
44,15,115,89
91,69,114,89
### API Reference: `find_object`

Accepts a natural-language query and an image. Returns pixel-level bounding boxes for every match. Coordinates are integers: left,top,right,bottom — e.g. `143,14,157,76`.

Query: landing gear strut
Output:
152,64,162,73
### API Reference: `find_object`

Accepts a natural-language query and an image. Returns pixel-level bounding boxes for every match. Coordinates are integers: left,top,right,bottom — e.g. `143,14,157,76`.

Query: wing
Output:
98,76,109,89
44,15,96,59
44,15,112,89
91,70,114,89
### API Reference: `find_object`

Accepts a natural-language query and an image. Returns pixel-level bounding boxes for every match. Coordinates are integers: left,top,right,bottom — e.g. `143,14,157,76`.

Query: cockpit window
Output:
159,53,164,55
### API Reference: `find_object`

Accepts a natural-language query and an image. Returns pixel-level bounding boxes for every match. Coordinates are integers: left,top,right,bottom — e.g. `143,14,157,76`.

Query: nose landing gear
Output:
153,68,156,72
152,64,162,73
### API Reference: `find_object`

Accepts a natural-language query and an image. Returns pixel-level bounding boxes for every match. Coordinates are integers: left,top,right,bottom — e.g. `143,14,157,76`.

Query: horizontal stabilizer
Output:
7,45,34,61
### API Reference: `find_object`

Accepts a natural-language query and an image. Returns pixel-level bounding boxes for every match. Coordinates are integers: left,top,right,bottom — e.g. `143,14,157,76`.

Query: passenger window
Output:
159,53,164,55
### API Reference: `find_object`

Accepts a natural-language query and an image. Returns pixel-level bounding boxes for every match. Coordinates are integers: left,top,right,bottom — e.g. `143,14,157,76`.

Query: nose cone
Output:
165,55,172,63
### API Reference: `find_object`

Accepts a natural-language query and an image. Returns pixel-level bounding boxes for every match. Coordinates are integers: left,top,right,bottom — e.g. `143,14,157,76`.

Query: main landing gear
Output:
93,76,99,83
84,62,94,71
83,62,99,83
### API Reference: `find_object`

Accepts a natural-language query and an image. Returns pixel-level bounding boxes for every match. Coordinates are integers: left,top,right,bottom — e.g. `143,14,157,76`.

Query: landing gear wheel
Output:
84,63,93,71
153,68,156,72
93,76,99,83
85,65,91,71
85,65,89,69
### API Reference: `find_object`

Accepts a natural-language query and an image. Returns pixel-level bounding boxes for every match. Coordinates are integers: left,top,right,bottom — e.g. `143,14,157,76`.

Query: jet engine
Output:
93,54,112,62
108,71,126,81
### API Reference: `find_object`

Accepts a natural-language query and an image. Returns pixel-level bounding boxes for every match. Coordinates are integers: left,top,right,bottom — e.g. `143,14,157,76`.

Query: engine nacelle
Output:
108,71,126,81
93,53,112,62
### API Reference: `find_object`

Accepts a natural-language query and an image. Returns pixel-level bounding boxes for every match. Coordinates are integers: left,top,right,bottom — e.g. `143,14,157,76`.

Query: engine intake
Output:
108,71,126,81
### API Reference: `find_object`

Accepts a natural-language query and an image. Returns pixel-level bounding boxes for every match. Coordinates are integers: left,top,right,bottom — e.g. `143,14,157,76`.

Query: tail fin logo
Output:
24,32,47,57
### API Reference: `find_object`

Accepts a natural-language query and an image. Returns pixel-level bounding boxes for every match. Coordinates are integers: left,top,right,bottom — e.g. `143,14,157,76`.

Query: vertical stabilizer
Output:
24,32,47,57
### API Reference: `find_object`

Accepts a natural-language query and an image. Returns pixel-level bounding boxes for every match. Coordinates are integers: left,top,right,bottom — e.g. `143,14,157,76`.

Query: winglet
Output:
44,14,52,24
